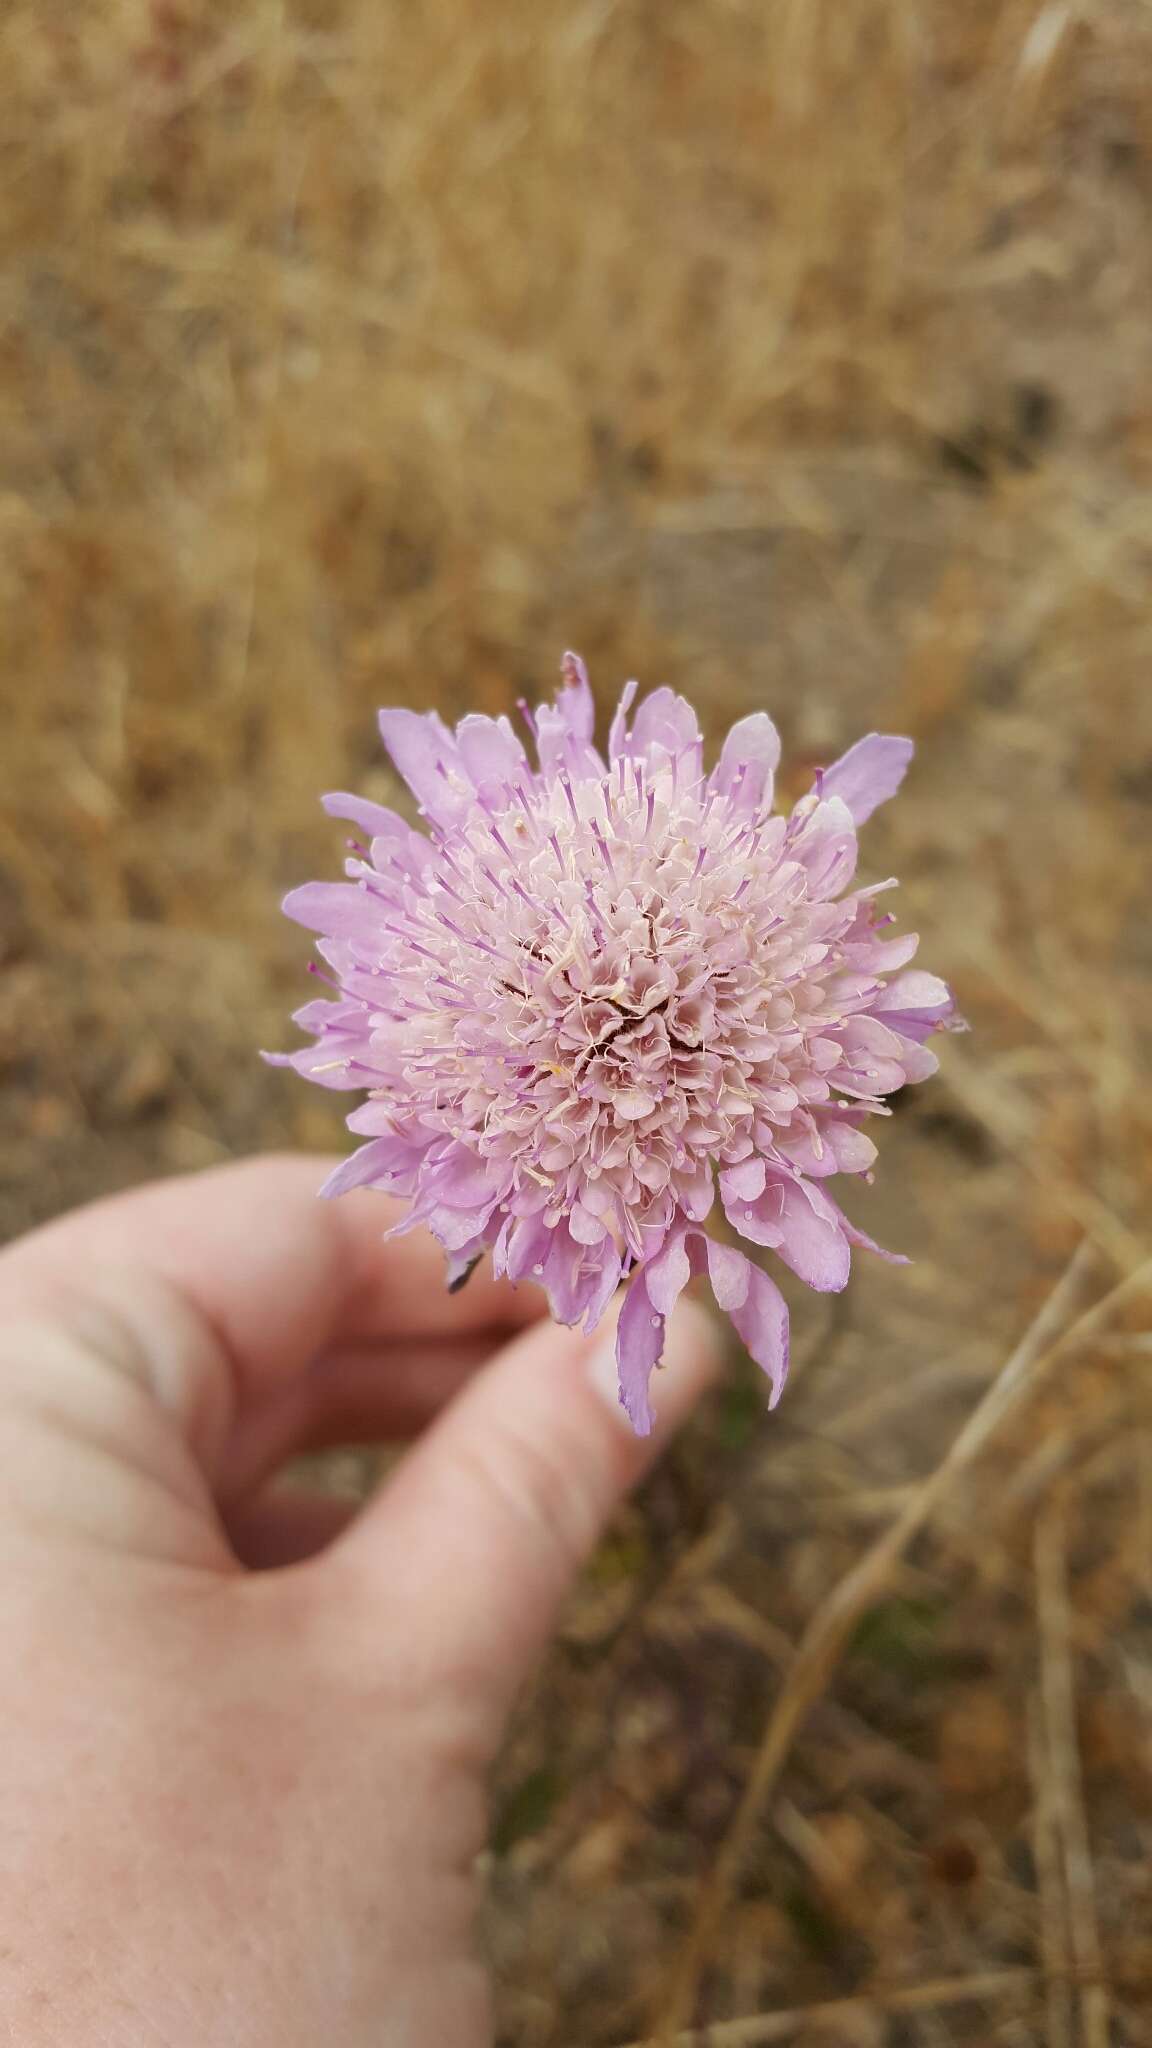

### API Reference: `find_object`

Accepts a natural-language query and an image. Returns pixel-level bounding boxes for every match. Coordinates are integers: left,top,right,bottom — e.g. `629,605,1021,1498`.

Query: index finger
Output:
0,1152,544,1416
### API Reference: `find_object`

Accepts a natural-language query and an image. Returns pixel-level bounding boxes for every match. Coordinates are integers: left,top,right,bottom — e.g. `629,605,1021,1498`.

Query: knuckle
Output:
453,1416,602,1586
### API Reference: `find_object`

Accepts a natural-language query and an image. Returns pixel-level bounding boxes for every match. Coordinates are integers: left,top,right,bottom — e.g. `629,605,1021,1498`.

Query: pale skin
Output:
0,1154,719,2046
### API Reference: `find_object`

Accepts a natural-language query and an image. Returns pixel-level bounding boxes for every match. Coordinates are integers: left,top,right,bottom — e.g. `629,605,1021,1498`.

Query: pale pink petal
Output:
569,1201,609,1245
607,678,640,762
773,1178,851,1291
711,712,781,813
318,1138,417,1197
534,652,603,778
791,803,859,897
626,686,703,768
558,652,596,737
615,1270,661,1436
499,1211,553,1284
455,713,529,792
404,1196,502,1253
720,1155,767,1201
728,1260,790,1406
260,1044,367,1090
321,791,408,838
421,1142,510,1209
643,1226,693,1316
723,1171,851,1292
615,1087,658,1121
694,1233,750,1311
377,708,474,825
820,733,913,824
678,1160,716,1222
579,1240,624,1330
290,996,361,1033
543,1220,611,1326
861,930,920,972
281,881,382,942
775,1119,878,1178
346,1101,422,1137
871,969,956,1041
693,1231,789,1406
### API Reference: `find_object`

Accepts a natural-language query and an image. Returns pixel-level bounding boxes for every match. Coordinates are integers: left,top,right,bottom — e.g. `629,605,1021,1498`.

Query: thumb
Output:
323,1297,721,1721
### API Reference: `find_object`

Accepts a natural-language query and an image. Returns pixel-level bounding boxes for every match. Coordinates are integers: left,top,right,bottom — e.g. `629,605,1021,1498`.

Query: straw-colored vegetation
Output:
2,2,1151,2040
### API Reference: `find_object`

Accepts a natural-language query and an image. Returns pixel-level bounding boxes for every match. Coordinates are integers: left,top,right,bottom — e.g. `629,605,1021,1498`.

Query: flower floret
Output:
270,655,956,1432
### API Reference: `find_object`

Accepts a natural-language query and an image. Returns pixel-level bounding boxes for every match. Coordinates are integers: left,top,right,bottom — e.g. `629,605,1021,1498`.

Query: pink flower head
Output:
270,655,957,1434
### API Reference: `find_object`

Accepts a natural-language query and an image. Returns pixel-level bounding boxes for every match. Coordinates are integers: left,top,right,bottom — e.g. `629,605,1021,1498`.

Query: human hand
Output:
0,1155,718,2046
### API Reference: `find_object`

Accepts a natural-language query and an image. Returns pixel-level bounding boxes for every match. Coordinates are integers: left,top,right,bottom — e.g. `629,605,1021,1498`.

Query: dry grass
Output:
2,2,1152,2041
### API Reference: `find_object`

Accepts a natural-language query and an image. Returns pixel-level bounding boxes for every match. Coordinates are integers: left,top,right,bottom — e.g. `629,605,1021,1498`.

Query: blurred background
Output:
2,2,1151,2041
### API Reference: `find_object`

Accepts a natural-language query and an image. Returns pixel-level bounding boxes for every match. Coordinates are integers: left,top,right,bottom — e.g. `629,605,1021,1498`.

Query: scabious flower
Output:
270,655,956,1433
